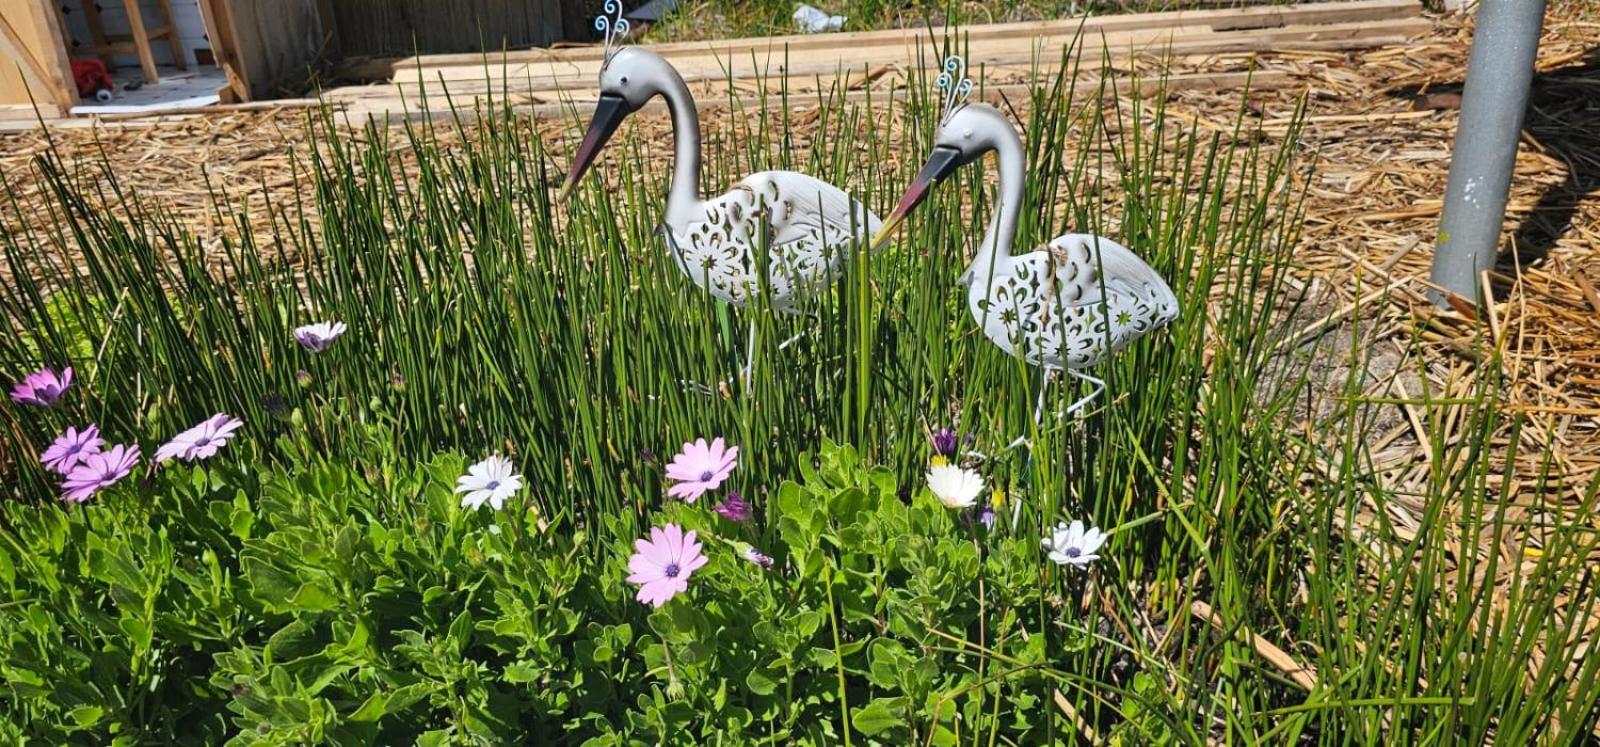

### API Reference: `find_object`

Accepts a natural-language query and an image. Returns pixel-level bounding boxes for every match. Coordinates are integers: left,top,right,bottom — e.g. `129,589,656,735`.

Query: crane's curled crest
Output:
596,0,630,72
936,55,973,124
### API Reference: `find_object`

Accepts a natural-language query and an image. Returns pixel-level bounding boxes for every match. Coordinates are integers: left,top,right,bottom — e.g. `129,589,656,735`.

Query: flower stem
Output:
825,566,852,747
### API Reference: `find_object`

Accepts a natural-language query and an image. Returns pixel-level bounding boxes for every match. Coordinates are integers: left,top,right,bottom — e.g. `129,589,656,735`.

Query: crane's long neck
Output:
658,72,702,225
972,124,1026,285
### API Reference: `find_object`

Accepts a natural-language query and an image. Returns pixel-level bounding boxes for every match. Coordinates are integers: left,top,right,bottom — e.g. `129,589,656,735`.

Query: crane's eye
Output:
620,76,629,85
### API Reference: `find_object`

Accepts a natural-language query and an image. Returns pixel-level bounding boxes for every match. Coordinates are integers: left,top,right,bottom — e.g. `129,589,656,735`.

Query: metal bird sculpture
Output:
561,2,882,388
873,56,1179,444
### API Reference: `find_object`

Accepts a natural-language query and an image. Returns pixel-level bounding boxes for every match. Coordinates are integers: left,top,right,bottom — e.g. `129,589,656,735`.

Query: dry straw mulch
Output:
2,2,1598,709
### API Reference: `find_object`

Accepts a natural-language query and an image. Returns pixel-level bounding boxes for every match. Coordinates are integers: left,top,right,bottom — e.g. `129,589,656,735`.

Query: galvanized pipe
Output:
1429,0,1547,307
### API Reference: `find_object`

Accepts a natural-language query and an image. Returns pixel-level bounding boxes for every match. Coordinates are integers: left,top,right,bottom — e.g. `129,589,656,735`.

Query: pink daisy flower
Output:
155,414,244,463
664,437,737,503
9,366,72,406
627,524,708,608
60,444,140,504
40,425,105,475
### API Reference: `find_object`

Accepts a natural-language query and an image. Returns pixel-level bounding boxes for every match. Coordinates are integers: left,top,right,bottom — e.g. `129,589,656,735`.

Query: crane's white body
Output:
667,170,879,311
965,232,1179,370
604,48,880,311
949,105,1178,371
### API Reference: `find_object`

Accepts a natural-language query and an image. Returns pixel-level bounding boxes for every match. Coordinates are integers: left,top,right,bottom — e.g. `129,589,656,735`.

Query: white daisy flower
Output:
926,464,984,509
455,455,524,511
1043,520,1108,569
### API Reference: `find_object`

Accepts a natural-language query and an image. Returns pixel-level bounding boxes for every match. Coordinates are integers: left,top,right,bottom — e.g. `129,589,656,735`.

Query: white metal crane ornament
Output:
873,56,1179,446
561,1,882,388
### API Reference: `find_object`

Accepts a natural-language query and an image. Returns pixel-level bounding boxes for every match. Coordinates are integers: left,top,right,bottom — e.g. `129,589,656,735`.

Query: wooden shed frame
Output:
0,0,321,119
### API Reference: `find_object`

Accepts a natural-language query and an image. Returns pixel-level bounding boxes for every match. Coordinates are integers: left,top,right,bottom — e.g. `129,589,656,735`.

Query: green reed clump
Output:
3,47,1599,743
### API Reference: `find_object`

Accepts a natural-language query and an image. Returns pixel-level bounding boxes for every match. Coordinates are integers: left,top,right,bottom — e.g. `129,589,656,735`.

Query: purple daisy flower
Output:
40,425,105,475
293,321,347,353
60,444,140,503
664,437,737,503
10,366,73,407
931,428,960,458
155,414,244,463
715,490,753,522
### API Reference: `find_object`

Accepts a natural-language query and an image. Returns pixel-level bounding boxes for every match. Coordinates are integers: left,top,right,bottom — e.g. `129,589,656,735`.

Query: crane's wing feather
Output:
742,171,882,251
1046,233,1178,315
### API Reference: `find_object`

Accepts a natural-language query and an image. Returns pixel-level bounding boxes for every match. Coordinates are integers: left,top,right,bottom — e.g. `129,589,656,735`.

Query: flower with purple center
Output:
1043,520,1108,569
293,321,347,353
627,524,708,608
60,443,140,504
454,455,524,511
664,436,738,503
41,425,105,475
715,490,753,522
741,546,774,569
10,366,73,407
931,427,960,458
155,414,244,463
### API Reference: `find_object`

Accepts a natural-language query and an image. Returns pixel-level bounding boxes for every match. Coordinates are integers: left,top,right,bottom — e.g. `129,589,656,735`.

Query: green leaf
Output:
850,698,905,736
117,617,152,652
291,582,340,612
229,492,255,539
67,705,104,728
0,545,15,589
348,692,388,722
744,667,779,696
868,639,907,689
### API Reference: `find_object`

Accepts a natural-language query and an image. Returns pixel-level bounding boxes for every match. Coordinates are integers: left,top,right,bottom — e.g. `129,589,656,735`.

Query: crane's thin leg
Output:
739,320,757,385
679,323,756,397
1059,370,1105,420
1008,368,1103,450
778,311,819,350
1032,368,1058,424
1007,368,1060,450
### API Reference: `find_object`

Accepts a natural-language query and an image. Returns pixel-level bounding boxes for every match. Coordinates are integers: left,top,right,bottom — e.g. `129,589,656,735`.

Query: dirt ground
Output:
2,5,1598,670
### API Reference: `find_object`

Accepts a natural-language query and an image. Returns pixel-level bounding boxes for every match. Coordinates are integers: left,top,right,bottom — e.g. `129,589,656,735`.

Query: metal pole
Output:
1429,0,1546,307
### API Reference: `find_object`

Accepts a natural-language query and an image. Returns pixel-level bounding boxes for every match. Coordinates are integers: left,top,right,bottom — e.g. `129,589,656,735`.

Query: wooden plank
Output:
394,0,1416,72
224,0,329,99
119,0,162,83
155,0,188,70
196,0,252,101
391,18,1431,95
0,0,75,111
75,0,117,67
339,68,1296,124
328,0,564,58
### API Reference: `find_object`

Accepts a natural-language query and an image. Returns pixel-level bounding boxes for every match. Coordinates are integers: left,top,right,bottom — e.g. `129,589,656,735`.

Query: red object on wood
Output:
70,58,116,99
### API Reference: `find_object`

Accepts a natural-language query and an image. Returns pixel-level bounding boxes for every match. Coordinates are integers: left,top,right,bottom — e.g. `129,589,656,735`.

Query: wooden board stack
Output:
325,0,1429,123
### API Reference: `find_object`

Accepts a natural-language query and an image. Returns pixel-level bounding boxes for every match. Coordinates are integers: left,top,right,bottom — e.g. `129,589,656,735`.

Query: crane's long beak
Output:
870,146,964,249
559,94,633,203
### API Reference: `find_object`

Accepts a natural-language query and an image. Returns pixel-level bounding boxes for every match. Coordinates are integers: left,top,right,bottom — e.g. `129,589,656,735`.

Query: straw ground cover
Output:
4,35,1600,747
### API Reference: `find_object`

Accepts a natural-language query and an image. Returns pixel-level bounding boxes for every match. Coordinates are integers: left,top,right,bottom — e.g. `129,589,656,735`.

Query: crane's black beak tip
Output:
874,146,965,247
563,94,633,202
